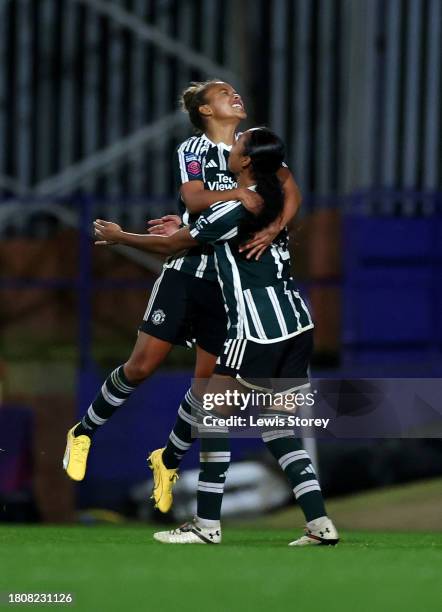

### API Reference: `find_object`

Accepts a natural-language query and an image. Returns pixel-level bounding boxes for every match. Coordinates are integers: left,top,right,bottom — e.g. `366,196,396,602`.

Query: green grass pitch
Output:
0,526,440,611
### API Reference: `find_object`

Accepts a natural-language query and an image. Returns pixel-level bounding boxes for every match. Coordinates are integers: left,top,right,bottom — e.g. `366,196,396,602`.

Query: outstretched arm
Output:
93,220,197,256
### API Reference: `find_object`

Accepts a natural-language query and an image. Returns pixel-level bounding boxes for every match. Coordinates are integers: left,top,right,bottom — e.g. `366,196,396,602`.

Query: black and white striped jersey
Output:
189,198,314,344
165,132,239,282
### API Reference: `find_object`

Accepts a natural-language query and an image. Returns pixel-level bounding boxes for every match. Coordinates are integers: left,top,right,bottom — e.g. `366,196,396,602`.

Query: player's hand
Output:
147,215,182,236
94,219,122,245
238,188,263,215
239,219,281,260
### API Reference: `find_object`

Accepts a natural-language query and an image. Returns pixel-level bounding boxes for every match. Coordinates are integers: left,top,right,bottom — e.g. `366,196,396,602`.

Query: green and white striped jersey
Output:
189,199,314,344
165,133,239,282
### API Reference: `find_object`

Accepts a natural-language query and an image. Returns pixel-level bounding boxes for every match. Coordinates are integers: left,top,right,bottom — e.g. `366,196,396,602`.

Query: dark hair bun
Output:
179,80,222,133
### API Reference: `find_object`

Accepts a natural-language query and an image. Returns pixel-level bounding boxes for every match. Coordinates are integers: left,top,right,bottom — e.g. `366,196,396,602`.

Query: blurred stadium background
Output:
0,0,441,528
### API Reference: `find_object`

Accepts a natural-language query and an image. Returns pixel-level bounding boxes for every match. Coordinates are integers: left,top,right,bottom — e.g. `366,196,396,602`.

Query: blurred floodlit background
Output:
0,0,441,528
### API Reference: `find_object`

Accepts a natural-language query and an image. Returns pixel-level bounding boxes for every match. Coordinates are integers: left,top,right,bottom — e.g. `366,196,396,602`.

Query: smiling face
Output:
199,82,247,123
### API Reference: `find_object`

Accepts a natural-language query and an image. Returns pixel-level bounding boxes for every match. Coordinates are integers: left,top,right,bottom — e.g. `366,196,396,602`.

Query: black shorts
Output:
214,329,314,392
140,268,227,356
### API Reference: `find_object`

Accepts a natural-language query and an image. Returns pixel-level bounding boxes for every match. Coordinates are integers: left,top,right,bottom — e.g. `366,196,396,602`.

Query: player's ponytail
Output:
180,80,221,133
239,128,285,237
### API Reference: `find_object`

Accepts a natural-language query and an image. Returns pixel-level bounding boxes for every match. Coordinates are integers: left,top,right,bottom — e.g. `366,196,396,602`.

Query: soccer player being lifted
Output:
63,81,299,506
94,128,339,546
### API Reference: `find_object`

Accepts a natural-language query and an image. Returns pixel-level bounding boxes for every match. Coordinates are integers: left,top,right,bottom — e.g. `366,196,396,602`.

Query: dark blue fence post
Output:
76,195,100,421
78,195,93,370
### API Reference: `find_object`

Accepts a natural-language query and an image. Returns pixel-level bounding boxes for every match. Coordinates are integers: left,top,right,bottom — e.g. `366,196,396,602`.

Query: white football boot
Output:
289,516,339,546
154,518,221,544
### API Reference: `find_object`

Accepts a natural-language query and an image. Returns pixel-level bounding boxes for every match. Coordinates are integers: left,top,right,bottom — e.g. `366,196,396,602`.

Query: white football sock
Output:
195,516,221,530
307,516,329,529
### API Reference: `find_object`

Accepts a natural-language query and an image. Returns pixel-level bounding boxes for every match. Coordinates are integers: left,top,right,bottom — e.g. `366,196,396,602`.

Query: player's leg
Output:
161,346,216,469
64,332,172,481
261,429,339,545
149,346,217,512
77,332,172,437
154,434,229,544
262,330,338,546
154,341,257,542
149,277,227,511
261,420,338,545
154,373,232,544
192,430,230,541
63,268,187,481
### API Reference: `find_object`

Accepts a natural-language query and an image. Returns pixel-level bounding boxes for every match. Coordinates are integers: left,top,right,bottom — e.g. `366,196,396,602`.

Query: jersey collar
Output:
201,132,239,151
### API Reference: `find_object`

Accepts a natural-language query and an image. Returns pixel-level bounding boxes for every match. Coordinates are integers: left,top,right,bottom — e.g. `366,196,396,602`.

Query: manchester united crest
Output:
151,309,166,325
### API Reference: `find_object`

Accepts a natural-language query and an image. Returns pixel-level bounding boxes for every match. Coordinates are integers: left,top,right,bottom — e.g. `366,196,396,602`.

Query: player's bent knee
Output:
123,359,157,383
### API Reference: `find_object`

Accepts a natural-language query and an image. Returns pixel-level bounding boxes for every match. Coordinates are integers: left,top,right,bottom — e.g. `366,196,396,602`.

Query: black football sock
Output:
196,435,230,521
262,428,326,522
162,389,200,469
74,365,139,437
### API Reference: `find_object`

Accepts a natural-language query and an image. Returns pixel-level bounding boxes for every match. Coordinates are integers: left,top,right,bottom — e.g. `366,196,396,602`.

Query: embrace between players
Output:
63,80,338,546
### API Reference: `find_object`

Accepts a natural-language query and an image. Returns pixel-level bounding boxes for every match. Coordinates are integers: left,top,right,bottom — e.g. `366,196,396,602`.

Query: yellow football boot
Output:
63,424,91,481
148,448,179,513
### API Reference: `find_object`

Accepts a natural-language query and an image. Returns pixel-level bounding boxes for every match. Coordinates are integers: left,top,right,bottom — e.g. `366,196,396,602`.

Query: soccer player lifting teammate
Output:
62,82,299,497
94,127,339,547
